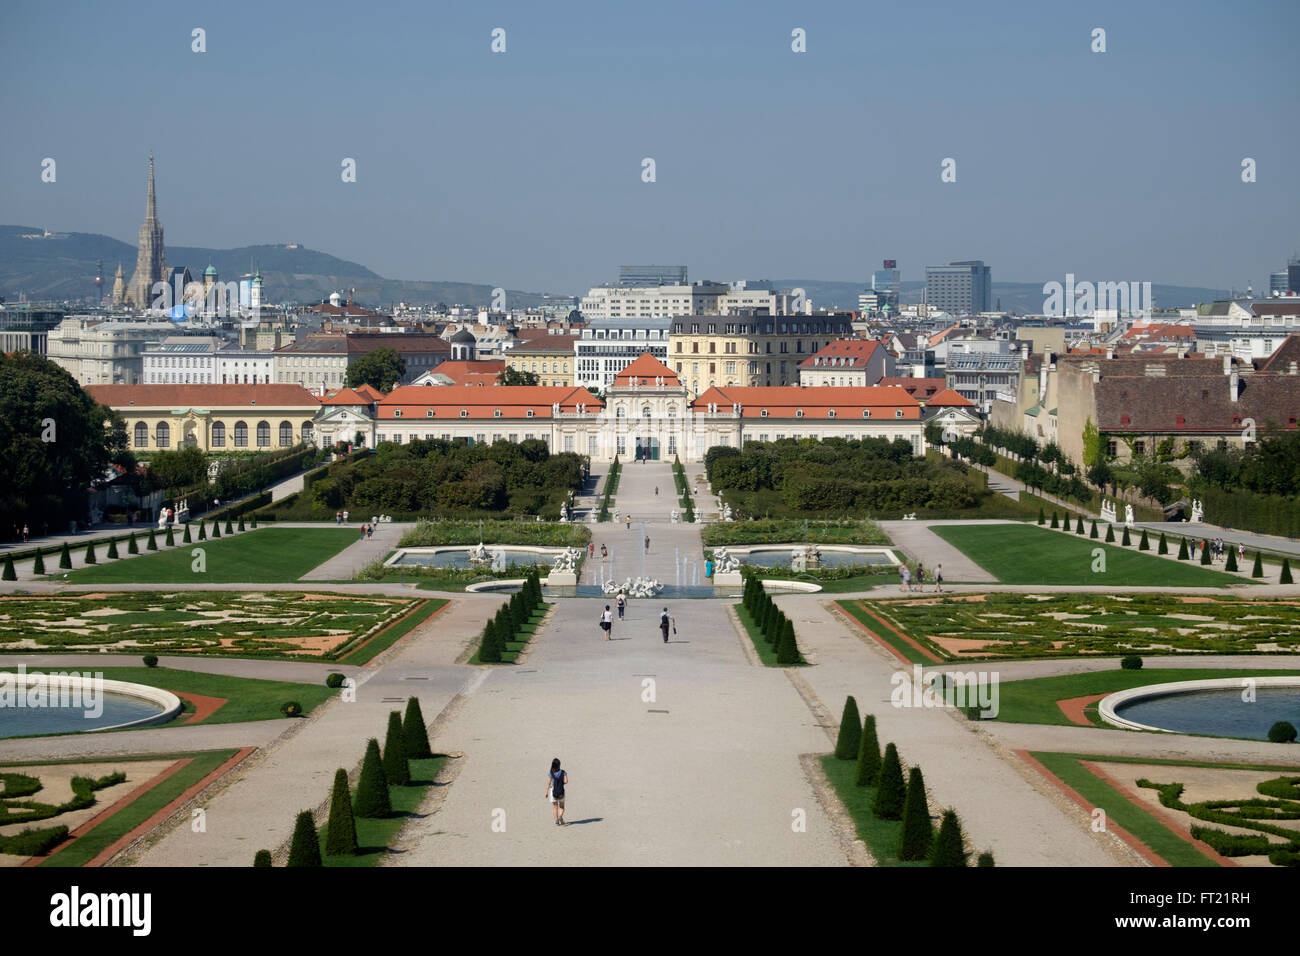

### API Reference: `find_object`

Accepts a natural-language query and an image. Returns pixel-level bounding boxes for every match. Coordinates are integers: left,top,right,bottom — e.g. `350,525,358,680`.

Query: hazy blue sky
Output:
3,0,1297,295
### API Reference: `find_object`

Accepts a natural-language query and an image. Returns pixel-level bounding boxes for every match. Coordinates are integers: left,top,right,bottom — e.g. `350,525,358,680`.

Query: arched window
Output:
134,422,148,447
616,406,625,418
234,421,248,447
279,421,293,446
256,421,271,446
301,421,313,443
212,421,226,447
642,406,651,418
155,422,170,448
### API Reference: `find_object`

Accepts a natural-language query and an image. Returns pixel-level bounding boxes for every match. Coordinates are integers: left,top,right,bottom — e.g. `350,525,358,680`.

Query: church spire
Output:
145,151,157,222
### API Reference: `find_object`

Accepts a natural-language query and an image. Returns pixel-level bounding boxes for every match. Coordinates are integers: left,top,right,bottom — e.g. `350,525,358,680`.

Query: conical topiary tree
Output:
898,766,934,861
1075,515,1085,534
1225,547,1238,572
1282,558,1293,585
872,743,906,820
128,532,139,554
286,810,322,867
1201,542,1212,565
855,713,881,787
147,530,158,551
1050,512,1059,529
251,514,259,528
83,541,96,564
1089,521,1098,539
1138,529,1149,550
324,768,358,856
776,618,800,665
382,710,410,786
59,542,72,569
1037,508,1045,525
212,520,221,539
1252,551,1264,578
930,809,968,866
1,556,14,581
353,738,391,818
1177,538,1188,560
183,523,192,544
225,519,233,535
253,849,272,867
1121,526,1131,547
402,696,432,759
238,516,246,532
479,618,501,663
107,537,119,559
1158,532,1168,555
834,696,862,760
165,526,174,546
197,522,206,541
1105,525,1115,543
32,549,45,575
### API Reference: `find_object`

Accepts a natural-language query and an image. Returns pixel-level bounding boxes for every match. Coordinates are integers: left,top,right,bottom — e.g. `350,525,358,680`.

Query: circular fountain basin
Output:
386,546,570,570
1099,676,1300,740
724,545,898,569
0,672,182,738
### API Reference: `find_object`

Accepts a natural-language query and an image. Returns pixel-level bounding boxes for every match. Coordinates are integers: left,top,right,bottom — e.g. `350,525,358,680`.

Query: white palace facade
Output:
342,354,976,460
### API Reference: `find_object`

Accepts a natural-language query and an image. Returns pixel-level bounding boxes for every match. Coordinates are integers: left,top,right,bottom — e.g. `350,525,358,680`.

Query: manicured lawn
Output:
321,756,446,867
930,523,1246,587
64,527,360,584
993,668,1300,727
819,755,928,867
37,749,239,867
837,600,940,665
85,666,335,726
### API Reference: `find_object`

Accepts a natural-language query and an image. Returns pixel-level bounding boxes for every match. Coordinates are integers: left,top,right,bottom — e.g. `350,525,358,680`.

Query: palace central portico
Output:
342,354,975,461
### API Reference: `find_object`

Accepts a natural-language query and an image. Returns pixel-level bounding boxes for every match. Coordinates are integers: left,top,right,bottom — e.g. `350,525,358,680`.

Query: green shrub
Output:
147,530,158,551
1268,721,1297,744
872,743,906,820
1252,551,1264,577
197,522,206,541
1121,527,1131,547
930,810,967,866
211,520,221,539
1075,516,1084,534
281,701,303,717
1120,655,1143,670
59,542,72,569
325,673,346,689
977,850,995,867
31,549,44,575
1282,559,1293,585
834,696,861,760
251,514,259,528
1225,547,1238,572
183,523,192,544
128,532,139,554
898,766,934,861
143,654,159,668
253,849,272,867
165,527,174,547
382,710,410,785
1157,532,1167,555
1138,529,1149,550
1177,538,1188,560
1104,525,1115,543
479,618,501,663
1,556,14,581
238,516,246,532
107,538,119,559
225,520,234,535
403,697,433,759
776,618,801,665
1089,521,1098,539
1050,512,1059,529
324,769,358,856
0,825,69,857
353,739,391,818
1037,508,1045,525
1201,542,1212,565
855,713,881,786
286,810,322,867
83,541,96,565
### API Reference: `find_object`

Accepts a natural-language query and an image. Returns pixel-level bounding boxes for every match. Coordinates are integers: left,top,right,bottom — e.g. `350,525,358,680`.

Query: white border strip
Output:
0,673,182,735
1098,676,1300,733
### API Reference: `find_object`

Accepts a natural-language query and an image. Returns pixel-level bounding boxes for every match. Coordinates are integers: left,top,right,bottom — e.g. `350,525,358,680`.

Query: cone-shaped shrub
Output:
1104,525,1115,543
1225,547,1238,572
1138,529,1149,550
898,766,934,861
382,710,410,785
1158,532,1168,555
855,713,881,787
212,520,221,538
183,523,192,543
479,619,500,663
1037,508,1045,525
353,739,391,818
762,600,776,643
224,519,233,535
1075,515,1085,534
324,769,358,856
1050,512,1059,529
251,514,258,528
1252,551,1264,578
1177,538,1188,560
83,541,96,564
770,611,785,647
165,526,174,546
197,522,206,541
402,696,432,759
834,696,861,759
286,810,322,867
1121,526,1131,547
107,538,119,559
977,851,995,868
238,516,246,532
253,849,272,867
1089,521,1098,539
1201,543,1212,565
59,542,72,569
32,549,45,575
1282,559,1293,585
146,530,158,551
776,618,800,665
1,556,15,581
128,532,139,554
930,810,967,866
872,743,906,820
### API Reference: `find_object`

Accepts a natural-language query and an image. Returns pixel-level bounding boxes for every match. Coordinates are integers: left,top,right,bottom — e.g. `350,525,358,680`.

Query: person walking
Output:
626,515,631,531
589,542,595,560
546,758,567,826
366,524,374,540
600,543,608,558
654,486,658,496
659,606,675,643
616,590,626,621
644,534,650,553
899,565,910,592
360,523,368,539
915,564,925,590
934,564,943,593
343,509,350,524
600,605,613,640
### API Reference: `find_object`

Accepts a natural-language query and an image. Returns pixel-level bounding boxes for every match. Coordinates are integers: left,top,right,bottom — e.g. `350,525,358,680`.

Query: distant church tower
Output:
111,263,126,306
127,153,167,309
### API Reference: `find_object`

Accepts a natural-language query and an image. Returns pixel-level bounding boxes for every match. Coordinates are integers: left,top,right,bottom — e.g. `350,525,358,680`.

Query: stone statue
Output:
713,548,741,574
1190,499,1204,523
1100,500,1116,524
468,542,490,564
722,503,733,522
1124,503,1135,527
491,547,507,573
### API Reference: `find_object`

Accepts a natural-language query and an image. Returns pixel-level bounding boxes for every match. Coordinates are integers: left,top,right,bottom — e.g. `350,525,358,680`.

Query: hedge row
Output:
741,573,801,664
478,569,545,663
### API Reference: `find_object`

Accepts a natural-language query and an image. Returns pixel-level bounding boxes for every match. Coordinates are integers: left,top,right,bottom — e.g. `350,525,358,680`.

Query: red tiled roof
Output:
86,384,321,408
429,360,505,385
876,377,946,399
692,386,921,419
353,384,385,401
507,334,580,353
612,354,680,386
926,388,975,408
377,385,601,420
321,388,373,406
798,339,883,369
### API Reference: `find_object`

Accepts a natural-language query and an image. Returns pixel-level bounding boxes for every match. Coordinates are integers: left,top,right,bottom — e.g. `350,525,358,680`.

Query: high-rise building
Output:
127,154,167,310
618,265,688,287
1270,271,1289,296
871,259,900,313
1289,256,1300,295
924,260,991,316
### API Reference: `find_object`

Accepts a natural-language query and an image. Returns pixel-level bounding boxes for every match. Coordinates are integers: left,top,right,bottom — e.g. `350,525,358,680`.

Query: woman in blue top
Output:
547,758,568,826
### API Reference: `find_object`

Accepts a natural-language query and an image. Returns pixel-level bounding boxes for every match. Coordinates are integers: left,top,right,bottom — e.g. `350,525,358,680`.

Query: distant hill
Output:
0,226,570,310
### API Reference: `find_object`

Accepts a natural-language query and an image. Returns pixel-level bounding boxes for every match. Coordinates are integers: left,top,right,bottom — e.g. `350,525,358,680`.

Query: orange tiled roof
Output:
378,385,601,420
926,388,975,407
611,353,679,386
798,339,883,369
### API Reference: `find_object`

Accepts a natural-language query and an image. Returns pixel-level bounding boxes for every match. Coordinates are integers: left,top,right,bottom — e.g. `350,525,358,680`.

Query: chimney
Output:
1222,353,1232,375
1106,347,1114,360
1230,368,1240,402
1020,342,1029,361
1289,361,1298,376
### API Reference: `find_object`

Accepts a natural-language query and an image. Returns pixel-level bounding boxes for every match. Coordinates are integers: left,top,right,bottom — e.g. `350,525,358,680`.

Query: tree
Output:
1177,538,1188,560
1,556,14,581
855,713,881,786
353,739,391,818
977,851,996,867
1037,507,1045,526
183,523,192,544
1075,515,1085,534
146,445,209,490
776,618,800,665
58,542,72,569
872,743,906,820
147,530,158,550
32,549,44,575
83,541,96,564
402,696,433,759
324,769,359,856
1158,532,1168,555
1050,512,1059,529
382,710,410,785
346,348,407,393
1121,526,1131,547
834,696,862,760
107,537,119,559
165,526,174,547
499,366,540,386
898,766,934,861
1104,524,1115,543
286,810,322,867
1200,542,1211,565
253,849,272,867
1138,529,1149,550
1081,418,1104,468
1089,521,1098,539
479,618,501,663
1252,551,1264,578
930,810,968,866
0,352,128,532
1225,546,1238,572
1282,558,1293,585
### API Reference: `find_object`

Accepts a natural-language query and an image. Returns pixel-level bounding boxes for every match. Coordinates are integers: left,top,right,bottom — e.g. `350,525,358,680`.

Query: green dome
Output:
204,263,218,276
